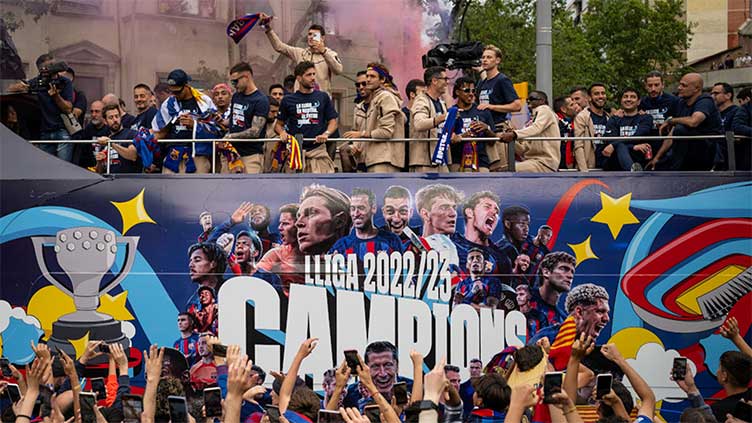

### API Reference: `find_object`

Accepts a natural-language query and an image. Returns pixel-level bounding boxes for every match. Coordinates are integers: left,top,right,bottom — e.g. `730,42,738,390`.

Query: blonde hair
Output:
484,44,503,60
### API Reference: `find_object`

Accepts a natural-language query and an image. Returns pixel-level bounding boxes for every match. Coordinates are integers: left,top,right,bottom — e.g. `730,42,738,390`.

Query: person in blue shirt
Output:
173,312,200,366
649,73,721,171
465,373,510,423
275,61,338,173
459,358,483,418
94,103,141,174
454,248,492,308
329,188,403,260
130,84,159,132
640,70,679,137
451,76,495,172
603,88,654,171
527,251,576,337
495,206,535,266
710,82,739,170
475,45,522,171
732,87,752,170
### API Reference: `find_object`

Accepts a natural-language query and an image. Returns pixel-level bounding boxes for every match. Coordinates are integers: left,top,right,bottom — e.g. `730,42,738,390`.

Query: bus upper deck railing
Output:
27,132,749,174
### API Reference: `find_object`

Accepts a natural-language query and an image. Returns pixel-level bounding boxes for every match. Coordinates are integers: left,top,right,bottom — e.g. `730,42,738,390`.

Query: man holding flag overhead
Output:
258,13,342,94
152,69,220,174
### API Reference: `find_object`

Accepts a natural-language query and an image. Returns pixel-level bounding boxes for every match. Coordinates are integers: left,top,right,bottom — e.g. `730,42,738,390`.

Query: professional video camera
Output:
422,42,484,70
27,61,68,93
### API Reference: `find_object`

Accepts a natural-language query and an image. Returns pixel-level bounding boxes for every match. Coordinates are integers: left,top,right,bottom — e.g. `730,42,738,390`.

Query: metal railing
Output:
27,132,749,174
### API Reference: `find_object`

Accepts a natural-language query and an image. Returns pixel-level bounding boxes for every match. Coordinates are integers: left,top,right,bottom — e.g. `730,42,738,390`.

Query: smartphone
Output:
51,355,66,378
392,381,408,405
672,357,688,380
91,377,107,400
0,358,11,377
266,405,281,423
312,32,322,42
543,372,564,404
732,400,752,420
595,373,613,400
98,343,110,354
6,383,21,403
364,405,380,423
212,343,227,358
122,394,143,423
318,409,345,423
168,395,189,423
79,392,97,423
204,387,223,417
344,350,359,374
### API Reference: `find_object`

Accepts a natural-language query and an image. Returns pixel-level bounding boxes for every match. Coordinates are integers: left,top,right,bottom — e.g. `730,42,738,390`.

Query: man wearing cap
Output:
259,14,342,94
152,68,219,174
221,62,270,174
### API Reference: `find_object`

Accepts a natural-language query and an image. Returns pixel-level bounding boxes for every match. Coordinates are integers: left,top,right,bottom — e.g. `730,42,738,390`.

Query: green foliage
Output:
1,0,57,32
461,0,692,98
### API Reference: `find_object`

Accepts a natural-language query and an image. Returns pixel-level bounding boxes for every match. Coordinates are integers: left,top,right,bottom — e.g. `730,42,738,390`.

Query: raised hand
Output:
143,344,164,382
231,202,253,225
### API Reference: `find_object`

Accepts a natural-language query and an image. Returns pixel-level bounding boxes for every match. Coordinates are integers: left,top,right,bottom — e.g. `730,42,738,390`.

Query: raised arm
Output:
326,360,351,411
279,338,318,413
409,350,424,403
601,344,656,418
720,317,752,357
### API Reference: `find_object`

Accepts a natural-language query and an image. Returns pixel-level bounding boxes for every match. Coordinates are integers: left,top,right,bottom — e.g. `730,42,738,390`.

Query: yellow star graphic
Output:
590,192,639,239
111,188,156,235
97,291,135,321
568,235,599,267
69,331,90,359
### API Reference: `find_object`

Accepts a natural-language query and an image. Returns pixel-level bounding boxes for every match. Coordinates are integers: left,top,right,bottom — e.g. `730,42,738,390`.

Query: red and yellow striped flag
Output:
288,135,303,171
549,316,577,370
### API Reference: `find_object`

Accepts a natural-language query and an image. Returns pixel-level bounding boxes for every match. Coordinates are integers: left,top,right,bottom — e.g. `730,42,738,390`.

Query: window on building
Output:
158,0,216,19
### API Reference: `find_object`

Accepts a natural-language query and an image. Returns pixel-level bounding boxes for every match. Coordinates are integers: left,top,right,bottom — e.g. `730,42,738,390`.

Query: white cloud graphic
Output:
0,301,11,333
0,300,41,333
624,342,697,403
121,321,136,340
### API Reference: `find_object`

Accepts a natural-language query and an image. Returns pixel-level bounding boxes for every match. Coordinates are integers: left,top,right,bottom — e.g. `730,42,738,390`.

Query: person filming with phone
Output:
258,13,342,94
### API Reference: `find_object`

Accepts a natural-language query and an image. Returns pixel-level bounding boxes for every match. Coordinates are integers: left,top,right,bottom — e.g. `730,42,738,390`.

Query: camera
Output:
422,42,484,70
27,61,68,93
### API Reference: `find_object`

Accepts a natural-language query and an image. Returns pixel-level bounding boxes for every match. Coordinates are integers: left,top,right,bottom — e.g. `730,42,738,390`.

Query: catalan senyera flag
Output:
548,316,577,370
288,135,303,171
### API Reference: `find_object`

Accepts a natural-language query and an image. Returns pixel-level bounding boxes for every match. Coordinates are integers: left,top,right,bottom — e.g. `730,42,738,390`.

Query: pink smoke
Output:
326,0,429,98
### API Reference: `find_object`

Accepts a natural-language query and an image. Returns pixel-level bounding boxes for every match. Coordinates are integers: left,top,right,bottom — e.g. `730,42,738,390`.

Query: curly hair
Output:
155,377,185,421
565,283,609,314
538,251,576,277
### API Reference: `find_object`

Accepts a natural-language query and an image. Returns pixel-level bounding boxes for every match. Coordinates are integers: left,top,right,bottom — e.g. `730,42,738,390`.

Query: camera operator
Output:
8,54,76,162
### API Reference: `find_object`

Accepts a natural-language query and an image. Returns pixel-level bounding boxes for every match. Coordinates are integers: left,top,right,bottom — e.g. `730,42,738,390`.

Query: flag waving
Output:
227,13,260,44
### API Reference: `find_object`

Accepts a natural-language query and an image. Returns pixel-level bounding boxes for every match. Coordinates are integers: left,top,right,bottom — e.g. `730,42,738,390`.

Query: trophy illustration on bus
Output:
32,227,138,360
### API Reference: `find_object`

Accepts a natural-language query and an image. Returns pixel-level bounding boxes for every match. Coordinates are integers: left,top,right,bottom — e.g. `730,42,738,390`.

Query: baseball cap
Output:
167,69,191,86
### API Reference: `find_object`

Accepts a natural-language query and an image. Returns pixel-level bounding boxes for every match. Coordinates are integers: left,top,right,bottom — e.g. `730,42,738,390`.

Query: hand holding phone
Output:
543,372,563,404
79,392,97,423
344,350,359,374
318,409,345,423
672,357,688,381
122,394,143,423
392,381,408,405
266,405,281,423
204,387,223,417
595,374,613,400
168,395,189,423
0,358,12,377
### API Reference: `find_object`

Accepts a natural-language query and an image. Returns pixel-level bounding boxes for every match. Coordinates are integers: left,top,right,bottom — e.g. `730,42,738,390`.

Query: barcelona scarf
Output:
461,140,479,171
164,145,197,173
287,134,303,171
270,140,288,172
132,128,159,168
432,106,458,165
227,13,260,44
217,141,244,172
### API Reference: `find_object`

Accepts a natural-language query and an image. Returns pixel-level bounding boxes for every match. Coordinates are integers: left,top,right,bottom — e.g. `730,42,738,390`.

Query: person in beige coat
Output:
260,14,343,94
499,91,560,172
409,66,451,172
344,63,405,173
573,83,610,171
341,71,369,172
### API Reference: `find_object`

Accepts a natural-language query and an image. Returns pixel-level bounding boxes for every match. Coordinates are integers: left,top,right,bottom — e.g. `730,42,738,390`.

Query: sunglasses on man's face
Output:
527,97,543,102
355,82,367,88
461,88,475,94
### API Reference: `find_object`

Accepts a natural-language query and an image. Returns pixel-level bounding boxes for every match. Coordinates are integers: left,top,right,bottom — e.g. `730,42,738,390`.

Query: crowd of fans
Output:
1,322,750,423
2,18,750,174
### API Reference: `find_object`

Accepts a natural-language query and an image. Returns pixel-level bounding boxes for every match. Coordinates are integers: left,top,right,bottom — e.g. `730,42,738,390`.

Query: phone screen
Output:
733,400,752,420
312,32,322,42
204,387,223,417
266,405,281,423
80,392,97,423
344,350,359,374
318,410,345,423
543,372,563,404
168,396,189,423
595,374,613,399
364,405,380,423
122,394,143,423
6,384,21,403
672,357,687,380
392,382,408,405
0,358,11,377
91,377,107,400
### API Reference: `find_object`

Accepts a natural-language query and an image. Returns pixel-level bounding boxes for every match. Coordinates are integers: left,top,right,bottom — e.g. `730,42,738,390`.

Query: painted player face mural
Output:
382,196,411,235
